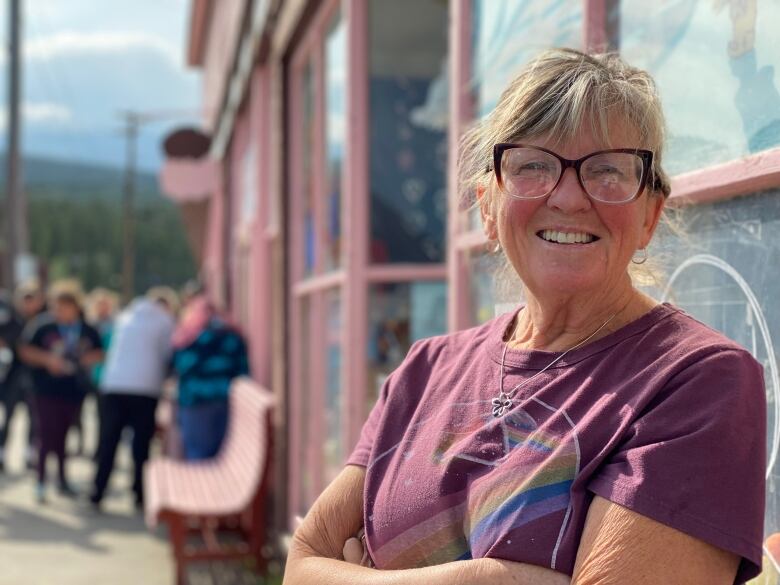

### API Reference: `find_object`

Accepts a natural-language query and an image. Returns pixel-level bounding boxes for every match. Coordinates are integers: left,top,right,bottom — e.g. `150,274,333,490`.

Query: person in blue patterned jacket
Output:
171,295,249,460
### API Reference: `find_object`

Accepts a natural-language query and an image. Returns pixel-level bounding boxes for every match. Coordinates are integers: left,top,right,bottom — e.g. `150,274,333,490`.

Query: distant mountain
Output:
0,153,195,295
0,153,161,202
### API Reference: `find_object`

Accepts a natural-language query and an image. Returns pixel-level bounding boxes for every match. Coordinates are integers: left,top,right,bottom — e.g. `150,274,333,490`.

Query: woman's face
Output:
482,122,665,300
53,298,80,324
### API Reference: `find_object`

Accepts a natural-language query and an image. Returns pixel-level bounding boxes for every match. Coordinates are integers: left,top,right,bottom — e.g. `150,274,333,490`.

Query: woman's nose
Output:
546,167,592,213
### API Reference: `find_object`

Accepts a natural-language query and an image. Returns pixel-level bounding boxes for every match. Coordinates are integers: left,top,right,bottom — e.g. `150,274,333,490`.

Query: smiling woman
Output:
283,49,766,585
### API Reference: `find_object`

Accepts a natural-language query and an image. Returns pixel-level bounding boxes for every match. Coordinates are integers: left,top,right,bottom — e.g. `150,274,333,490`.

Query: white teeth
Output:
540,230,595,244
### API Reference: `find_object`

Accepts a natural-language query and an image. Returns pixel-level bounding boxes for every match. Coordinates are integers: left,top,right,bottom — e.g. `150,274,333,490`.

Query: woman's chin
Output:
525,272,615,301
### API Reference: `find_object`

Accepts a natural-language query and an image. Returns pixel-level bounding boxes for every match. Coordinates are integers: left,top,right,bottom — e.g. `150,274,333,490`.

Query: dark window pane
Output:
368,0,448,264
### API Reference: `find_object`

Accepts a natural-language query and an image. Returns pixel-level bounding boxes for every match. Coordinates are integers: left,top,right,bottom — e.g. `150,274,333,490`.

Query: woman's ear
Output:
478,185,499,241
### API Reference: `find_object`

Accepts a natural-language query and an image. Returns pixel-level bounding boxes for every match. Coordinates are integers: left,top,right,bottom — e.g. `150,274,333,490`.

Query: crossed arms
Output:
282,465,739,585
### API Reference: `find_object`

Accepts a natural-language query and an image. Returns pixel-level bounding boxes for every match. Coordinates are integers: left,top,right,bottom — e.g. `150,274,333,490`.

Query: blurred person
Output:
0,291,25,471
89,287,176,510
171,294,249,460
85,288,120,340
79,288,120,459
18,279,103,503
15,279,47,322
8,279,48,468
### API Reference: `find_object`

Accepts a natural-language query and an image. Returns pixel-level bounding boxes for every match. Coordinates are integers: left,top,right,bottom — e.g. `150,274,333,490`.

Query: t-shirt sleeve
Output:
588,348,766,583
84,324,102,350
21,317,45,347
345,339,430,468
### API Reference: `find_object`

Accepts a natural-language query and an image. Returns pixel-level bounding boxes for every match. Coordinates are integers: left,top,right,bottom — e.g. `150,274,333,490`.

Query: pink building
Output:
162,0,780,575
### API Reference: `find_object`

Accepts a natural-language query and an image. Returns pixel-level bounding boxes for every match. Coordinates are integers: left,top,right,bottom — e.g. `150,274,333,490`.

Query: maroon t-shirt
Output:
347,303,766,583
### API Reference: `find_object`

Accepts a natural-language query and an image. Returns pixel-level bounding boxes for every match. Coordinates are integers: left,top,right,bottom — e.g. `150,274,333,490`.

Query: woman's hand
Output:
342,528,373,567
46,354,73,376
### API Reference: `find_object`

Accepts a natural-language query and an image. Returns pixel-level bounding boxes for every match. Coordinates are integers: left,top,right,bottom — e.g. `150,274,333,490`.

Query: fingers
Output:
342,536,364,565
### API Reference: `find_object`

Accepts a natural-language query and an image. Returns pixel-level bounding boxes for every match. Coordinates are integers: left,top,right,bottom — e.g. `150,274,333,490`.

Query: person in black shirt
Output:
0,290,25,471
19,280,103,503
0,281,46,471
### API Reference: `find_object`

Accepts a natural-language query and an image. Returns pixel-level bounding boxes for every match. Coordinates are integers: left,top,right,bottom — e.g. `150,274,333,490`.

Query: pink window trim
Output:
293,271,345,296
343,0,370,458
447,0,473,333
366,264,447,283
669,147,780,206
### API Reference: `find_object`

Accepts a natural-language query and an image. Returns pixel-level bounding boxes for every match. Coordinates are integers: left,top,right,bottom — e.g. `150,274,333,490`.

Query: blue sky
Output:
0,0,201,171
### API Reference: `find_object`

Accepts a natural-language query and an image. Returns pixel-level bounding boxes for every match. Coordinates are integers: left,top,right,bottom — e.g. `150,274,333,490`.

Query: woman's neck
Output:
508,285,658,352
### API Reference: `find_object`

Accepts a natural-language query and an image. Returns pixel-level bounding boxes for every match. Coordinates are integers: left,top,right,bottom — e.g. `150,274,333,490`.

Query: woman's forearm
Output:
284,554,570,585
18,344,52,368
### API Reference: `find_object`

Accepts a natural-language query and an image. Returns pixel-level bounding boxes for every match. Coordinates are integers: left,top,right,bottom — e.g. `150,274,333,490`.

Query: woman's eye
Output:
510,161,550,174
590,165,625,180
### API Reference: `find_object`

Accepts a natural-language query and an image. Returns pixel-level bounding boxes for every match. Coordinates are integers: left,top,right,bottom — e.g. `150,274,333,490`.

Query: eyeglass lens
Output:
500,148,645,203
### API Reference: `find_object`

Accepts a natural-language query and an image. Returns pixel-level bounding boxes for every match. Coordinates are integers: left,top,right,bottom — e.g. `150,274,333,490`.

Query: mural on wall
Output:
618,0,780,174
653,191,780,580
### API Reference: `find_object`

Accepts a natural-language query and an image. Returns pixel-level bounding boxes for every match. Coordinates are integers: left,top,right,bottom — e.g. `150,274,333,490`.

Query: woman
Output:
171,294,249,460
19,279,103,502
283,49,766,585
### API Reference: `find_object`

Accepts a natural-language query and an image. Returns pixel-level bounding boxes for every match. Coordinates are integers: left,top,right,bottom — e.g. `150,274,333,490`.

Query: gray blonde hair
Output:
459,47,671,212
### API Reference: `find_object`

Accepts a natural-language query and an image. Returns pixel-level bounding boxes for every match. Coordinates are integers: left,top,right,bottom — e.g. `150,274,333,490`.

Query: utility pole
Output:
117,108,199,303
120,112,139,304
4,0,28,287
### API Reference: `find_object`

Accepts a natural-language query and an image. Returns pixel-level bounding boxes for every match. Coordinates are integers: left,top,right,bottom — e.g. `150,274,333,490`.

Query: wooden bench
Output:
144,377,274,585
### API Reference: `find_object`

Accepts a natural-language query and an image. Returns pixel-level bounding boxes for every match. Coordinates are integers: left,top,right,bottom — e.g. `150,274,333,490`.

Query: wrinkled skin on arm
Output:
571,496,740,585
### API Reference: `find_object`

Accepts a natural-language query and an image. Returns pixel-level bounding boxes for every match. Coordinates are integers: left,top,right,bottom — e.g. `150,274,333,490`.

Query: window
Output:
288,0,346,516
616,0,780,175
368,0,449,264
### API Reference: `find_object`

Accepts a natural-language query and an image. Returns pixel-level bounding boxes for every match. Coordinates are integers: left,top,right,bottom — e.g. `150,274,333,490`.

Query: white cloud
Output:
24,102,73,124
25,31,179,65
0,102,74,131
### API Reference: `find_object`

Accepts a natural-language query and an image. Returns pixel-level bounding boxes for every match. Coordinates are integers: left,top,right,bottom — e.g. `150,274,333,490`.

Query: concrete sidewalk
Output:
0,397,173,584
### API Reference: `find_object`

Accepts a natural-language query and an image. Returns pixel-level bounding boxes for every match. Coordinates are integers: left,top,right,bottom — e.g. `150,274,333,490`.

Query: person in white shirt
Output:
89,287,177,510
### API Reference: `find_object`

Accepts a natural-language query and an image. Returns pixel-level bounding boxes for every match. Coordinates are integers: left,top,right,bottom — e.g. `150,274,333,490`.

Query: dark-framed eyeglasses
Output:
489,143,657,205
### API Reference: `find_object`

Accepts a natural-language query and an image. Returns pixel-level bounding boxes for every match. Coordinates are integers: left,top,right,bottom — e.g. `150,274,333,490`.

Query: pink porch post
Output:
249,65,273,388
343,0,370,451
287,54,305,525
447,0,474,333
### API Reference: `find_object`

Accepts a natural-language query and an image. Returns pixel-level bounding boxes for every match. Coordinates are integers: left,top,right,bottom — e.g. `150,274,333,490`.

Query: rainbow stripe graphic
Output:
370,404,578,569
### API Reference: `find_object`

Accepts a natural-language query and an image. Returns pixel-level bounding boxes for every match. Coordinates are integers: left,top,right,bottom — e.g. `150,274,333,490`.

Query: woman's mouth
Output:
537,229,599,245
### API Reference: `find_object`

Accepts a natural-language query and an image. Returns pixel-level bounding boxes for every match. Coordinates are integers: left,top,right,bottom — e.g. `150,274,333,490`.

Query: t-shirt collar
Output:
484,302,679,370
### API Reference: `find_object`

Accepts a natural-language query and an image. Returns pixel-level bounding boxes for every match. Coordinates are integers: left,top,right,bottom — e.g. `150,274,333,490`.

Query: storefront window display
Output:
367,281,447,407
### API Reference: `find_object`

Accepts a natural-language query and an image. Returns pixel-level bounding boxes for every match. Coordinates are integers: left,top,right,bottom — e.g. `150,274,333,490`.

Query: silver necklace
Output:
491,308,623,418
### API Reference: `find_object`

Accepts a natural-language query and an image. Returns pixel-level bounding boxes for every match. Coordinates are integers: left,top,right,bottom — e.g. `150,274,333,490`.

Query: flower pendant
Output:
492,392,513,418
